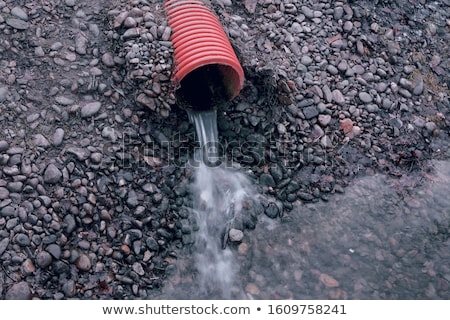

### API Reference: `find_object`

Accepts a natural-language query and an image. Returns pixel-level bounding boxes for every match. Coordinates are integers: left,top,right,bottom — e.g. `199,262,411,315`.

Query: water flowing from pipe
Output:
186,109,260,298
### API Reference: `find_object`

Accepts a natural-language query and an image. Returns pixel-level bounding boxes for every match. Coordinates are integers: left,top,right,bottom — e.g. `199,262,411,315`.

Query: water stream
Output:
180,110,261,298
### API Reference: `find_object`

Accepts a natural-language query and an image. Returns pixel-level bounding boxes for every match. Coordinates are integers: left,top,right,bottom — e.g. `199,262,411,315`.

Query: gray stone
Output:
46,244,62,259
303,106,319,120
301,55,313,66
33,134,50,148
228,228,244,242
359,92,373,104
43,163,62,184
0,140,9,151
66,147,90,160
64,214,77,234
11,7,28,20
301,6,314,19
269,164,283,183
1,205,17,217
318,114,331,127
6,19,29,30
81,101,101,117
0,238,9,255
15,233,30,246
332,89,346,105
259,173,276,187
413,76,424,95
52,128,65,146
5,281,31,300
0,87,8,102
102,52,115,67
76,254,92,271
265,202,280,219
55,96,74,105
36,251,53,268
0,186,9,200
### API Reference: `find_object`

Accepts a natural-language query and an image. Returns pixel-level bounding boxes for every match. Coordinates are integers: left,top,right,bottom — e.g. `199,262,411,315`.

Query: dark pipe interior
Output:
175,64,233,110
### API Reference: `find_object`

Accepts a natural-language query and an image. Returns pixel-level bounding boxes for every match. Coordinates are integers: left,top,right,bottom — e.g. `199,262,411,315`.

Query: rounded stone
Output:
36,251,53,268
5,281,31,300
76,253,92,271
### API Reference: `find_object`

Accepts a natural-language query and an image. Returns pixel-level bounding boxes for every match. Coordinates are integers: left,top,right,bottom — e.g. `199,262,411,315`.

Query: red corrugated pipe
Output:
165,0,245,110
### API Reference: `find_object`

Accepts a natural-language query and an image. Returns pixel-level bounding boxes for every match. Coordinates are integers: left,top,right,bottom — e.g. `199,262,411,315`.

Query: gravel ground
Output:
0,0,449,299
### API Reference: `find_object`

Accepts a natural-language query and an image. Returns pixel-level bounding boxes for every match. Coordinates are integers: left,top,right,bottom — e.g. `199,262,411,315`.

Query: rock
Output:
0,87,8,102
46,244,62,259
265,202,280,218
259,173,276,187
11,7,29,20
319,273,339,287
413,76,424,95
33,134,50,148
277,123,287,135
15,233,30,246
81,101,101,117
52,128,65,146
340,118,353,135
75,34,87,55
102,52,115,67
76,254,92,271
318,114,331,126
6,19,29,30
136,93,156,111
43,164,62,184
66,147,90,161
21,259,35,275
229,228,244,242
0,186,9,200
359,92,373,104
303,106,319,120
332,89,346,105
55,96,74,105
0,238,9,255
301,6,314,19
36,251,53,268
5,282,31,300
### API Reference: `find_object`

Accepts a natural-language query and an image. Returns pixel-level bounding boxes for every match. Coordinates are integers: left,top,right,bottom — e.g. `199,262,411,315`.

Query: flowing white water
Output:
186,109,260,298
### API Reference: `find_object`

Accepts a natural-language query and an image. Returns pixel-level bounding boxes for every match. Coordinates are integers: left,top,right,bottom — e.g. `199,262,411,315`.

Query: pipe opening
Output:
175,64,240,110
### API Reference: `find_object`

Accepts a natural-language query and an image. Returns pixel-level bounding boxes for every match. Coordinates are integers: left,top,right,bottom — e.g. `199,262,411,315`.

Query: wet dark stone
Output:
64,214,77,234
298,192,314,202
270,164,284,183
265,202,280,219
46,243,62,259
15,233,31,246
259,173,276,187
36,251,53,268
303,106,319,120
146,237,159,251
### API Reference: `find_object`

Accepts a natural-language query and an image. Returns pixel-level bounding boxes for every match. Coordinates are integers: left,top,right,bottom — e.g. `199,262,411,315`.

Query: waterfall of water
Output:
186,109,259,298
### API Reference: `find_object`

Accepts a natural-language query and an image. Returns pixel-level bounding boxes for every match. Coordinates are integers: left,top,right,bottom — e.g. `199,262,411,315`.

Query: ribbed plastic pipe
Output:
165,0,245,110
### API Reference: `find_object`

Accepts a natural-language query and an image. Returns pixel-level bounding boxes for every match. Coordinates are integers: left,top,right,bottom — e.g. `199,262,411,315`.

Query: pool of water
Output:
157,160,450,299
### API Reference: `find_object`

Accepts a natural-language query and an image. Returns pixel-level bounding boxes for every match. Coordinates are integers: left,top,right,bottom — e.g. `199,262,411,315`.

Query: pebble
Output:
332,89,346,105
102,52,115,67
43,164,62,184
76,254,92,271
5,282,31,300
6,19,29,30
11,7,29,21
52,128,65,146
36,251,53,268
303,106,319,120
81,101,101,118
318,114,331,127
229,228,244,242
0,87,8,102
359,92,373,104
